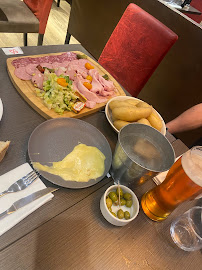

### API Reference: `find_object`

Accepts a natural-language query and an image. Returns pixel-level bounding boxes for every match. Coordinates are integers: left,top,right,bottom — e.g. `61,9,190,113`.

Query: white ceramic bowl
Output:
100,184,139,226
105,96,166,135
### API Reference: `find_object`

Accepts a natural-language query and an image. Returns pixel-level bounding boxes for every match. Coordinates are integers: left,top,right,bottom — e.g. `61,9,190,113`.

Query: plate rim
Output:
0,98,3,121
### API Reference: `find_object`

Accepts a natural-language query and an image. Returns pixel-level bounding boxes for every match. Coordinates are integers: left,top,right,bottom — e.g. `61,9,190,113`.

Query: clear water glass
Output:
170,206,202,251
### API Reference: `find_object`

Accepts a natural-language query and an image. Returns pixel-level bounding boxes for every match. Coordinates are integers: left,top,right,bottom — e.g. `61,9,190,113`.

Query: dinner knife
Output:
0,187,58,220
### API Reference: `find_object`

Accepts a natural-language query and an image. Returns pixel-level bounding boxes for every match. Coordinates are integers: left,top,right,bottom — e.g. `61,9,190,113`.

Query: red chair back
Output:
23,0,53,34
98,3,178,97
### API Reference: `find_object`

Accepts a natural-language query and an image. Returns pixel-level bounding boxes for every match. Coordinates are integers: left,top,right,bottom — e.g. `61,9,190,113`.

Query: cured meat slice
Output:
25,64,38,75
12,57,33,68
40,63,53,69
12,52,77,68
14,67,32,80
76,80,107,104
52,62,62,69
88,69,116,97
67,59,88,78
31,70,44,89
85,100,96,109
55,67,66,76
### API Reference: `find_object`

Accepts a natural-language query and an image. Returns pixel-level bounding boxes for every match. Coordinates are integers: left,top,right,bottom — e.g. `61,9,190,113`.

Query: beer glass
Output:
141,146,202,221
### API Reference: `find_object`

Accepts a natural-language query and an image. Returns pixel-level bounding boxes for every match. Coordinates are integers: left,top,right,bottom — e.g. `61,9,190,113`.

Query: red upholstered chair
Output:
23,0,53,45
98,3,178,97
0,0,53,46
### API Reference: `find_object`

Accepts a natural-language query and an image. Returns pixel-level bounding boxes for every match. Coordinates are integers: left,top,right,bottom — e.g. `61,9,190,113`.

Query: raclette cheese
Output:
33,143,106,182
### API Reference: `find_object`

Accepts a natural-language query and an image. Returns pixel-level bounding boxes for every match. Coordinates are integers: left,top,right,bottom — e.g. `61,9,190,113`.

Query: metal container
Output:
110,123,175,188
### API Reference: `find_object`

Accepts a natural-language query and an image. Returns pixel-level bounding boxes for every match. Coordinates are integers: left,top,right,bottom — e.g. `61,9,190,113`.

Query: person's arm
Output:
166,103,202,134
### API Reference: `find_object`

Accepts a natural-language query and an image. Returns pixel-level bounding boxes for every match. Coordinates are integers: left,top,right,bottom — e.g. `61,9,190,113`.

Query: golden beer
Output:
141,146,202,221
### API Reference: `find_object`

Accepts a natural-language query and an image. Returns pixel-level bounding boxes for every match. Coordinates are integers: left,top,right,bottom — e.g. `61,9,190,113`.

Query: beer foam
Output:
182,147,202,187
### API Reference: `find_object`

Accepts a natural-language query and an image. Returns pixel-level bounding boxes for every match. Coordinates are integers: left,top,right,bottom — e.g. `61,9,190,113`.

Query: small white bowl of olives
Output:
100,184,139,226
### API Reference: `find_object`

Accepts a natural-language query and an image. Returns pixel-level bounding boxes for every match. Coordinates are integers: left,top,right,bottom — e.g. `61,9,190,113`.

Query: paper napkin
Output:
153,155,182,185
0,163,53,236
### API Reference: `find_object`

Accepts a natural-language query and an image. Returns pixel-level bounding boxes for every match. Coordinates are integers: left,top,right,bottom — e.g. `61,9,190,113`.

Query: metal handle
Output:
0,191,7,198
0,209,8,220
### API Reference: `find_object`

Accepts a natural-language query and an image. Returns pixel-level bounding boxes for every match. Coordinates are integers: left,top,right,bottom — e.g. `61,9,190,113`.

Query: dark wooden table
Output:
0,44,201,270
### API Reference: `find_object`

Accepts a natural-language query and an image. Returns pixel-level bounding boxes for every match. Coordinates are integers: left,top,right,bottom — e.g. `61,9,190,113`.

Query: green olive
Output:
126,199,133,208
109,191,118,202
120,198,126,206
124,211,130,220
113,200,119,206
111,211,116,217
117,209,124,219
106,197,112,208
116,187,123,198
123,192,132,201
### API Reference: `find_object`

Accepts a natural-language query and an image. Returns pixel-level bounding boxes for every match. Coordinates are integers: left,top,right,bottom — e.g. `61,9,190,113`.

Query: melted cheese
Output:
33,144,106,182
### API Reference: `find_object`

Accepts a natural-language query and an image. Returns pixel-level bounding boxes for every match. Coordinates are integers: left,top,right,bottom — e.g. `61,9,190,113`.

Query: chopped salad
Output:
35,69,79,114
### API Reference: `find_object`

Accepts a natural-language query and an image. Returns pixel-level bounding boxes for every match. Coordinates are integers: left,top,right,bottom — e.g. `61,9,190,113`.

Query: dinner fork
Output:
0,170,38,198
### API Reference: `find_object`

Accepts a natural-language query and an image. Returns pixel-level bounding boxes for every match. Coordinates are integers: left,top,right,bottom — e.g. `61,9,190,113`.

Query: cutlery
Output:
0,170,38,198
0,187,58,220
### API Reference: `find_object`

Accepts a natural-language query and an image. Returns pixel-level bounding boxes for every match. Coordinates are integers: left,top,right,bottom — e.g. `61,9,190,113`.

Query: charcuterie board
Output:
7,51,126,119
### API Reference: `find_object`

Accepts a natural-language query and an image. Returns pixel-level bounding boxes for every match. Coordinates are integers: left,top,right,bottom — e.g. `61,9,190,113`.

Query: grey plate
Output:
28,118,112,189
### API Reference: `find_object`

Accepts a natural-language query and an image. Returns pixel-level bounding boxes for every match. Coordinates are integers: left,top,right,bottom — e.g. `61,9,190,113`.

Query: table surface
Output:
0,44,201,270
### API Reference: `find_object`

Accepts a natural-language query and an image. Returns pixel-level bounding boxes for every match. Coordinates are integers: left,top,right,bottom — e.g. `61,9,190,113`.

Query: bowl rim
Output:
103,184,139,223
105,96,166,135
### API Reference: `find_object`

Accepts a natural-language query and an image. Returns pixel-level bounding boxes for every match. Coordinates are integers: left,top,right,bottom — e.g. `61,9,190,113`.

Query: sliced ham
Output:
55,67,66,76
40,63,53,69
67,59,89,78
25,64,38,76
52,62,62,69
85,100,96,108
14,67,32,80
89,69,115,95
76,79,107,104
31,70,44,89
64,69,77,81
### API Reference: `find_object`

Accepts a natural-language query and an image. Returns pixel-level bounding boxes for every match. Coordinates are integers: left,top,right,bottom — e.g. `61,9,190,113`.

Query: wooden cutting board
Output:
7,51,126,119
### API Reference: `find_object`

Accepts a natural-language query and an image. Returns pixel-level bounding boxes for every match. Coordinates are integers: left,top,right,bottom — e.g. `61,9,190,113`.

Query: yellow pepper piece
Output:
85,62,94,70
83,82,92,90
57,78,68,87
86,75,93,82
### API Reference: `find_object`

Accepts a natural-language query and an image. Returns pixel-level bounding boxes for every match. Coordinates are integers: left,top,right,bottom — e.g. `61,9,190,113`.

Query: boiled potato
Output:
109,100,130,110
125,99,140,107
113,120,130,130
137,118,151,126
112,106,152,122
136,101,151,109
147,110,162,131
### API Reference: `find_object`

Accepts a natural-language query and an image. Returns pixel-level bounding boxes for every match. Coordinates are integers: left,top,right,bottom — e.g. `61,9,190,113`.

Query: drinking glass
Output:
141,146,202,221
170,206,202,251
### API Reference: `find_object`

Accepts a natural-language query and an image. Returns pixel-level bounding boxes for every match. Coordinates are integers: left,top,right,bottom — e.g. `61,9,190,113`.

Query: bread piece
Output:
0,141,10,162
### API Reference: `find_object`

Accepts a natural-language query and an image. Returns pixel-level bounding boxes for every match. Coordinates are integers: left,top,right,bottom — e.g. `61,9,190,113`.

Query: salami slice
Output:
14,67,32,80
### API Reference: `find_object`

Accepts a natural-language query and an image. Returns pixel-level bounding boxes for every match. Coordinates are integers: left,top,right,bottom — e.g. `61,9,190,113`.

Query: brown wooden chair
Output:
0,0,53,46
56,0,72,8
